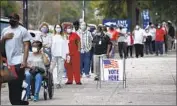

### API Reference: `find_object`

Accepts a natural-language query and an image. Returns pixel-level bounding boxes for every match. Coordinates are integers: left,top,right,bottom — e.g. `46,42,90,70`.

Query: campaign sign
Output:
100,59,123,81
103,19,131,32
142,9,150,29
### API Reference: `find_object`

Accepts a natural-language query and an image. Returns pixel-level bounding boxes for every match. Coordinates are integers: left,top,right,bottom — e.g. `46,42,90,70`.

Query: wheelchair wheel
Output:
43,81,48,100
47,71,54,99
44,89,47,100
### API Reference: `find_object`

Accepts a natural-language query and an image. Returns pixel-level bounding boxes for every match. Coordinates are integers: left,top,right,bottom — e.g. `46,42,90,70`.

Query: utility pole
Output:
23,0,28,29
82,0,85,22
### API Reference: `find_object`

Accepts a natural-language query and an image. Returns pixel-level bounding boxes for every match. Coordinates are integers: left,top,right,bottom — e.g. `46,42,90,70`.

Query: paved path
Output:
1,53,176,105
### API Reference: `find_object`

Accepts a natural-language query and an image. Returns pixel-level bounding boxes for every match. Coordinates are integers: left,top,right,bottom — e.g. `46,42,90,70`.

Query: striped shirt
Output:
77,29,93,53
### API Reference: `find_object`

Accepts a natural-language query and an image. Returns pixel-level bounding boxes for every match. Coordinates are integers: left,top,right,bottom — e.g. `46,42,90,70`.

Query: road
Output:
1,53,176,105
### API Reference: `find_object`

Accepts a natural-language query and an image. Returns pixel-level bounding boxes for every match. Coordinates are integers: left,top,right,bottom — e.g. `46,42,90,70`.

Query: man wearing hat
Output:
1,13,30,105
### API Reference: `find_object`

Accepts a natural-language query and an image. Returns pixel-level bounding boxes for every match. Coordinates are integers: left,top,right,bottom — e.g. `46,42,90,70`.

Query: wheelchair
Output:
29,66,54,100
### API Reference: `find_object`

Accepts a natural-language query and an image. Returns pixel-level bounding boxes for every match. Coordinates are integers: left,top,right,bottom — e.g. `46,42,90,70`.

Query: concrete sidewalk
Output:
1,53,176,105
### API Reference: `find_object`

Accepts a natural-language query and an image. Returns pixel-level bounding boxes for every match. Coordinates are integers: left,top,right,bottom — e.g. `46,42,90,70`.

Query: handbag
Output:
0,55,18,83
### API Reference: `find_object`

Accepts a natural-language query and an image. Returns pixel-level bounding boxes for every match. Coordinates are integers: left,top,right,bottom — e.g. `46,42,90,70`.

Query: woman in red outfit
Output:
64,25,82,85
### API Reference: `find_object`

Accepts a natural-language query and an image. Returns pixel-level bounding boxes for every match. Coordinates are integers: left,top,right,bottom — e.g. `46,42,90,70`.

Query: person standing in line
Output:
126,32,134,58
1,13,30,105
92,25,112,81
167,21,175,51
132,25,145,58
64,25,82,85
108,25,119,58
77,22,93,78
162,22,168,54
50,24,69,88
155,24,165,56
149,24,156,53
144,29,153,55
39,22,52,61
117,26,127,59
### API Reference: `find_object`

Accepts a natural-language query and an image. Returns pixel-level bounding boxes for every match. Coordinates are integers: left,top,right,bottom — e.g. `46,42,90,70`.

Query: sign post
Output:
97,56,127,89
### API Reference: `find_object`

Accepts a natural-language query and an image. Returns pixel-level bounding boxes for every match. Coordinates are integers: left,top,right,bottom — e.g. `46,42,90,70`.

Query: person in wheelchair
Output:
25,41,49,101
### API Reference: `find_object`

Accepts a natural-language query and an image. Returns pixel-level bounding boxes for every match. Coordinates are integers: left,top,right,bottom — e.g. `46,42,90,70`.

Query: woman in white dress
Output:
50,24,69,88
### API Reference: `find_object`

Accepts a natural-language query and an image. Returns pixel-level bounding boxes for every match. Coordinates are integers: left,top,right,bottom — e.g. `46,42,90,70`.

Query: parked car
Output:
0,17,9,37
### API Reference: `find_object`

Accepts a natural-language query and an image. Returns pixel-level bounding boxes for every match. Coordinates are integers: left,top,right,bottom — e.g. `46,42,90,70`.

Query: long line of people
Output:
1,13,175,104
26,20,176,102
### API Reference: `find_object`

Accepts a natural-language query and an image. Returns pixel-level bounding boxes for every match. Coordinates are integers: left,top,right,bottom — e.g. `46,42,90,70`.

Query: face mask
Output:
32,47,38,53
135,26,139,30
157,26,161,29
81,26,86,31
41,27,48,33
97,32,101,36
55,28,61,33
66,29,72,34
75,26,79,31
9,19,18,27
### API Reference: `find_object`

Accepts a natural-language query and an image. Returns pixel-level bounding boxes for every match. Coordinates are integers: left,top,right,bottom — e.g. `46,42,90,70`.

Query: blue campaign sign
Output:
103,19,131,31
142,9,150,29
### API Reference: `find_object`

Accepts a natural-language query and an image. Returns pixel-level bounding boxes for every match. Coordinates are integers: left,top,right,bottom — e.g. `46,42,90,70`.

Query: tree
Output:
97,0,128,19
1,1,20,17
60,1,82,23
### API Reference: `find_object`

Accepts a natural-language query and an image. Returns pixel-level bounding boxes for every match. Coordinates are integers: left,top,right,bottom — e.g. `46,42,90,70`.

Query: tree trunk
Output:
127,0,136,32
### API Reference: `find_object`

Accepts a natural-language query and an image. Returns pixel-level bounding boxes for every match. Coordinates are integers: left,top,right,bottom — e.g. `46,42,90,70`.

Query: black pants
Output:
152,41,155,53
89,47,94,73
164,35,168,53
127,46,133,57
8,64,28,105
118,42,127,58
134,44,144,58
145,36,153,54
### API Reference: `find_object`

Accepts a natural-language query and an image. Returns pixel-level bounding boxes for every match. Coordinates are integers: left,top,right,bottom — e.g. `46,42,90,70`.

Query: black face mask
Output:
75,27,79,31
110,27,114,30
9,20,18,27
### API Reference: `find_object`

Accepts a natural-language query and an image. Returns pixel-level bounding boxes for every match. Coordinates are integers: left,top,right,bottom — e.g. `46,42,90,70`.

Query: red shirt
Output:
109,30,119,41
68,32,80,55
155,28,165,41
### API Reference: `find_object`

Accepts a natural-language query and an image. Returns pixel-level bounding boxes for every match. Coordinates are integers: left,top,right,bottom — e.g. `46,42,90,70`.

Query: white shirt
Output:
144,31,152,37
41,33,52,48
149,28,156,41
1,26,30,65
126,35,133,46
51,34,69,59
133,29,145,44
26,52,46,70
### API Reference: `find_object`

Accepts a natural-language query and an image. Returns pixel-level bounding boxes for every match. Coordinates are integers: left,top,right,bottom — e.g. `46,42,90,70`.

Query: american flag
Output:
103,59,119,68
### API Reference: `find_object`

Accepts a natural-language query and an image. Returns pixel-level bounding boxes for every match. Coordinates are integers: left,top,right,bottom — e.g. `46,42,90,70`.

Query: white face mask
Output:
32,47,38,53
135,26,139,30
66,29,72,34
81,25,86,31
157,26,161,29
55,28,61,33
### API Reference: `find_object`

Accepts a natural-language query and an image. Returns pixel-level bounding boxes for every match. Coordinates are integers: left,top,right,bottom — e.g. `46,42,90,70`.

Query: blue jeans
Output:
25,70,42,97
80,51,91,75
155,41,164,55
